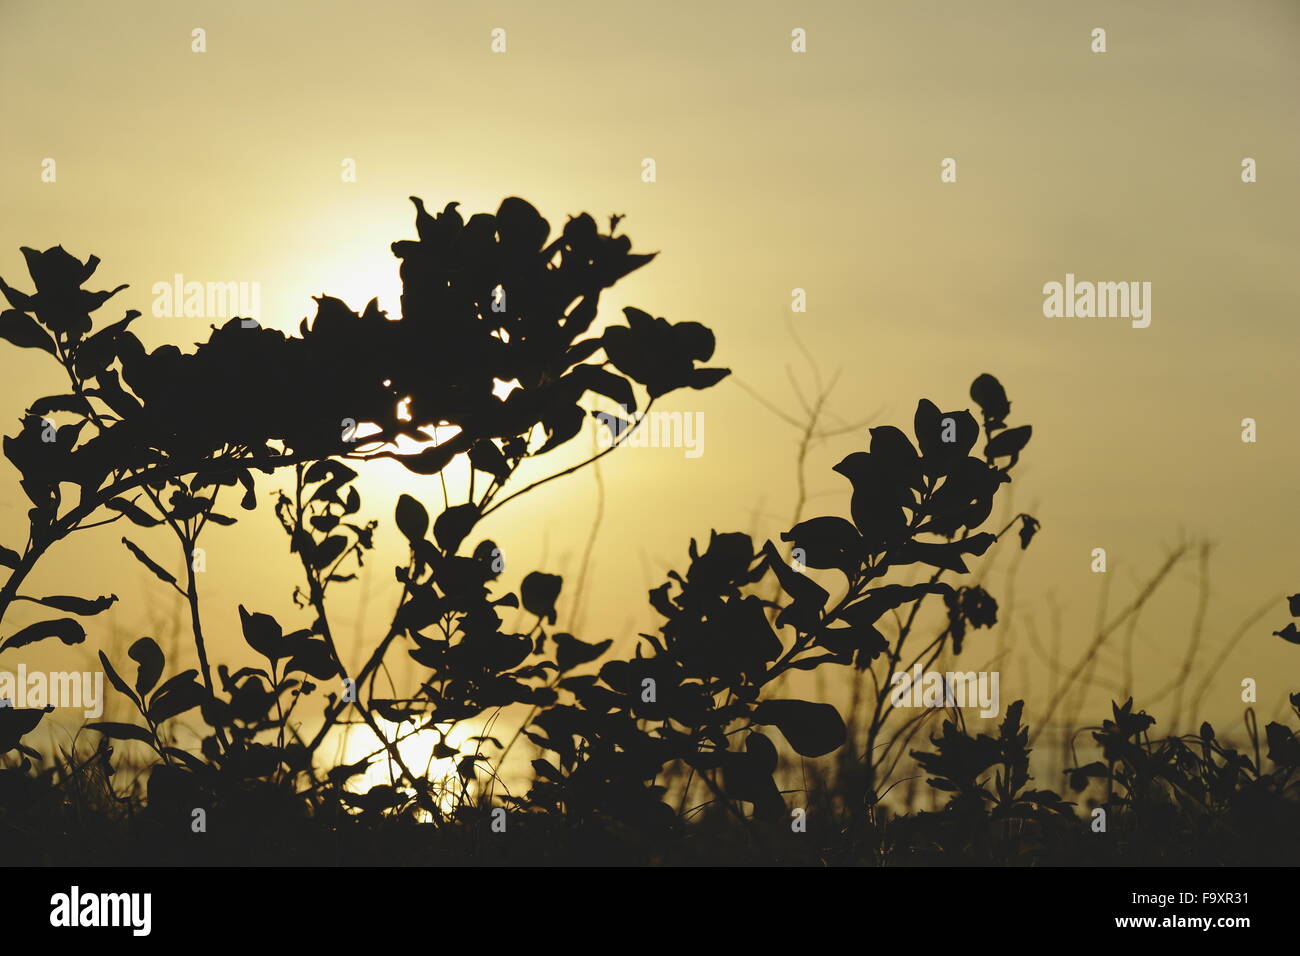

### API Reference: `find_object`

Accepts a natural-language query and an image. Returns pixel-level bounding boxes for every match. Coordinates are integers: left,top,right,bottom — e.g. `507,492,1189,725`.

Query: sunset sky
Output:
2,0,1298,755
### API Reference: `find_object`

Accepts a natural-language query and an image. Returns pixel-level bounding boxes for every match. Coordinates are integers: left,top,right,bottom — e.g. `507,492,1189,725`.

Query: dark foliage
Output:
1,198,1296,865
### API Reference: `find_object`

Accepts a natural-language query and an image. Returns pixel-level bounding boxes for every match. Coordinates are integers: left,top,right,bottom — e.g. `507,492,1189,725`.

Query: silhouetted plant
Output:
1,199,1297,865
513,374,1040,833
0,197,729,822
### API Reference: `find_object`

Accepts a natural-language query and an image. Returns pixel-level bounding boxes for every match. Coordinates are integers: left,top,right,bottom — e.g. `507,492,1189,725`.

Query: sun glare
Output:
333,717,482,815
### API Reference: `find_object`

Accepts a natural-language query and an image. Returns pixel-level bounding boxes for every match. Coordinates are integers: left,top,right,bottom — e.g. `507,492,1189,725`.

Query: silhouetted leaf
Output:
239,605,286,659
762,541,828,631
1018,515,1041,550
433,503,479,554
285,640,340,680
568,363,638,414
554,633,612,672
121,537,176,587
985,425,1032,461
311,535,348,570
30,394,94,417
914,400,979,476
970,373,1010,430
0,617,85,652
0,273,36,311
0,309,56,355
0,705,52,753
327,756,373,787
1065,761,1108,792
752,699,846,757
780,516,861,574
395,493,428,544
869,425,924,489
603,309,729,398
340,783,407,813
106,497,162,527
1265,722,1300,768
128,637,164,696
831,452,910,550
521,571,563,625
817,622,889,669
85,721,156,745
836,582,954,629
305,459,358,503
895,534,995,574
98,650,139,706
23,593,118,615
393,441,459,476
467,439,511,482
149,674,207,724
456,754,492,784
1276,622,1300,645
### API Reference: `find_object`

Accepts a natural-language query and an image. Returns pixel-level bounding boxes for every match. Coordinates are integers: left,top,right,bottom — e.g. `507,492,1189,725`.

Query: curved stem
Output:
479,399,655,520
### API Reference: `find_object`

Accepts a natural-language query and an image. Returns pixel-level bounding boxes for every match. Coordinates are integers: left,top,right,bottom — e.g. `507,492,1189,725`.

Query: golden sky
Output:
2,0,1298,745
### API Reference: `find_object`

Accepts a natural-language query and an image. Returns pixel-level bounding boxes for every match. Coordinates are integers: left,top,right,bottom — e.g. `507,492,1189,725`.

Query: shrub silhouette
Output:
0,197,1297,865
516,373,1043,832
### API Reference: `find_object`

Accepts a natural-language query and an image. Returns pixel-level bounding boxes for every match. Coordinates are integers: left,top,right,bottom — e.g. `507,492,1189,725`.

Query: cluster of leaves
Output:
512,375,1042,828
877,598,1300,864
895,701,1077,861
3,340,1044,836
2,202,1297,865
0,197,727,629
0,198,730,824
